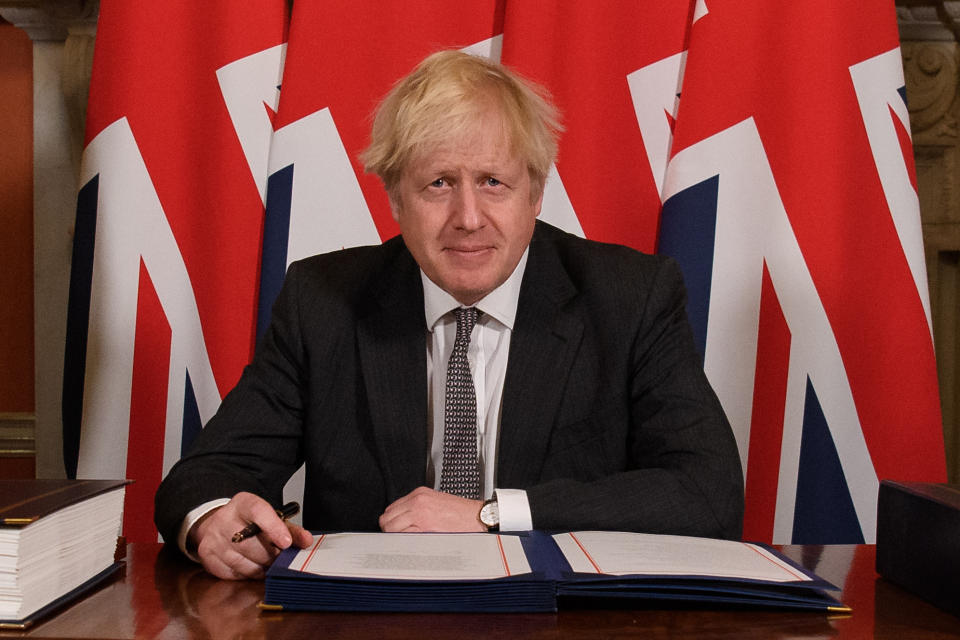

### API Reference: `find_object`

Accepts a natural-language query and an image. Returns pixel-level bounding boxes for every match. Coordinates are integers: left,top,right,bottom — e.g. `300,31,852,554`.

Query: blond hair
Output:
361,50,562,200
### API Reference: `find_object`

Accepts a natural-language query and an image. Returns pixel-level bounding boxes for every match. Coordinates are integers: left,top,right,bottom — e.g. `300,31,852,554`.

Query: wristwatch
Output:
478,496,500,531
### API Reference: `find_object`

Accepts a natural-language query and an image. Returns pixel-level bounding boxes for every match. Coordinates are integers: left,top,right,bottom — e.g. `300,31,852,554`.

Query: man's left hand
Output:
379,487,485,532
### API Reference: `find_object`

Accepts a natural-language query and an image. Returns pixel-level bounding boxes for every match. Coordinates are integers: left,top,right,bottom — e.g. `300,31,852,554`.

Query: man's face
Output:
391,107,542,306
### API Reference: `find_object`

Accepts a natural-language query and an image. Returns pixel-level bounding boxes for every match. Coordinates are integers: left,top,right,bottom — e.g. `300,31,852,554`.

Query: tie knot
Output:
453,307,479,336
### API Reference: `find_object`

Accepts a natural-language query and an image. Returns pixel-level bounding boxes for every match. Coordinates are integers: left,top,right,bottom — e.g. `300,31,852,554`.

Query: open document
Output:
289,532,531,580
554,531,810,581
263,531,850,613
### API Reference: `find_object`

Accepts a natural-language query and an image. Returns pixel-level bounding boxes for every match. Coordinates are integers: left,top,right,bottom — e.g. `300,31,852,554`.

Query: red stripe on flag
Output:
86,1,288,398
665,109,677,135
125,261,171,543
743,264,791,542
891,104,918,195
502,1,693,253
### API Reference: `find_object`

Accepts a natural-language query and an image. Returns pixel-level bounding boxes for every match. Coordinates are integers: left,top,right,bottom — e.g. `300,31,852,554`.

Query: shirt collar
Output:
422,247,528,332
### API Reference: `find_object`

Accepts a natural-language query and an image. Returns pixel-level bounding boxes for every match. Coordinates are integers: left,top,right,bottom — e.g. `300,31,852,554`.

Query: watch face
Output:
480,501,499,528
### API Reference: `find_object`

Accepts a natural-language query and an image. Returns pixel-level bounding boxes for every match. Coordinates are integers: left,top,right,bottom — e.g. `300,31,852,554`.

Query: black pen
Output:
231,501,300,543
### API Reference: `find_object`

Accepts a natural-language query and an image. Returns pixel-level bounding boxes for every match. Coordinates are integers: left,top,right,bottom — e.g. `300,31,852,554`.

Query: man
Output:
154,50,744,580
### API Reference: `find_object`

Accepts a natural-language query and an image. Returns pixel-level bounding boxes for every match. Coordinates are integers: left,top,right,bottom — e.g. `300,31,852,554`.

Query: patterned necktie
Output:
439,306,481,499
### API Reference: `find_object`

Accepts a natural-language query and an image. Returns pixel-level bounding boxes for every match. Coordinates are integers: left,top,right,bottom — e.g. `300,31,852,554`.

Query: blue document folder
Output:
263,531,848,613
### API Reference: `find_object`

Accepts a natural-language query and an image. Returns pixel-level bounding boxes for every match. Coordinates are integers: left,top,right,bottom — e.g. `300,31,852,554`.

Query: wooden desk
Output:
3,543,958,639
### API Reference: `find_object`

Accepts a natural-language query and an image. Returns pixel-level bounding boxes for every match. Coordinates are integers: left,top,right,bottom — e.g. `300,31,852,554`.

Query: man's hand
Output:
379,487,485,532
189,492,313,580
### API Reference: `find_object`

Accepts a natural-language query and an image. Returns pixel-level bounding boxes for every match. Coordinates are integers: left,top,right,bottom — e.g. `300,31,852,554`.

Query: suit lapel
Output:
356,240,428,499
497,225,583,488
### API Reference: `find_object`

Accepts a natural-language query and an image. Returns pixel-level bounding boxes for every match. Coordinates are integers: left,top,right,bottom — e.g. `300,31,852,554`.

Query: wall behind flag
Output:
0,1,101,482
898,34,960,489
0,19,33,413
0,18,35,480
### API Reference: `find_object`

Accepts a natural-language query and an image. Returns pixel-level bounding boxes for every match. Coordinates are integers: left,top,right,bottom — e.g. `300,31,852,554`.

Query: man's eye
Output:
485,177,502,187
430,178,446,188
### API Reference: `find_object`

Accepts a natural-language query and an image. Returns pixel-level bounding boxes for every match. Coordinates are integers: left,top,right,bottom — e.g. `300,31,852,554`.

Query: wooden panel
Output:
0,456,35,479
0,21,34,413
935,250,960,482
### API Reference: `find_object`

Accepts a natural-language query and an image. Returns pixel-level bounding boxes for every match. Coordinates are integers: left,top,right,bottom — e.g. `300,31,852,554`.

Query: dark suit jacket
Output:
154,221,744,544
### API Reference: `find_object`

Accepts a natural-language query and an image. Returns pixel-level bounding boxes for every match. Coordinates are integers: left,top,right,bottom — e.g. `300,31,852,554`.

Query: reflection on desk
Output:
1,543,958,639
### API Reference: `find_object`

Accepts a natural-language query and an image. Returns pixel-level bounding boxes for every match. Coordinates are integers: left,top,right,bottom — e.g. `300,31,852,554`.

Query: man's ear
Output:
530,172,545,218
532,184,545,219
388,192,402,223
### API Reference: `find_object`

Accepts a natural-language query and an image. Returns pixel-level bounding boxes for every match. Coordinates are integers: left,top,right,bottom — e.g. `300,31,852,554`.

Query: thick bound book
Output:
0,479,129,629
263,530,849,613
876,480,960,618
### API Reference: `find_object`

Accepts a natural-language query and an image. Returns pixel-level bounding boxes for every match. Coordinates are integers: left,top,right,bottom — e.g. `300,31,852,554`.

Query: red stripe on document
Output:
567,533,604,574
298,534,326,572
496,535,511,576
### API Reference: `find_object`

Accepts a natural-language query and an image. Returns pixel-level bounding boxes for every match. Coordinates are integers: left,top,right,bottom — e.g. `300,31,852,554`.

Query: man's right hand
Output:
189,492,313,580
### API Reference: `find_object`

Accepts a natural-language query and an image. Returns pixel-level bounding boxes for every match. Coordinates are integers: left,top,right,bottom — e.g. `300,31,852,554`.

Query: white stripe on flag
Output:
218,43,287,207
663,118,879,543
850,48,933,336
76,118,221,479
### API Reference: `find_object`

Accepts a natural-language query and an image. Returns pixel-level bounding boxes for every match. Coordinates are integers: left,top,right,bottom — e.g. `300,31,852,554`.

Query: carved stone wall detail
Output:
903,42,959,138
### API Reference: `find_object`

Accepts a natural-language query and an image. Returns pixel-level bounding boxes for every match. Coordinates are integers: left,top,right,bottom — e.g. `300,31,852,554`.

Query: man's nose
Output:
452,185,483,230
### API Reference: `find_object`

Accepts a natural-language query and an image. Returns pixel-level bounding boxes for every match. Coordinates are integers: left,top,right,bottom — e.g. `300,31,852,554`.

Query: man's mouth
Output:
445,245,493,255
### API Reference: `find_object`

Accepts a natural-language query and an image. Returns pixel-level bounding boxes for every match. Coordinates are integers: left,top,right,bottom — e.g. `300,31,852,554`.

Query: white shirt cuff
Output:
494,488,532,531
177,498,231,562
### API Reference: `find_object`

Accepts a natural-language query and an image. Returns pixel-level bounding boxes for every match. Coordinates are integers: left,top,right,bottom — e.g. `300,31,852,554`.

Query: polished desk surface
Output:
2,543,958,639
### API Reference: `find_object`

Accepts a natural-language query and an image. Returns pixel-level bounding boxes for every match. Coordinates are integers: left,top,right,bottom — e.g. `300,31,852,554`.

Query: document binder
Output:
263,530,849,613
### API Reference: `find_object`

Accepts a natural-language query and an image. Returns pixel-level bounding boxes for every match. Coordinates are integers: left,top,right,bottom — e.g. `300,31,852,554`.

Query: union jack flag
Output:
63,0,288,542
65,0,944,544
658,0,944,543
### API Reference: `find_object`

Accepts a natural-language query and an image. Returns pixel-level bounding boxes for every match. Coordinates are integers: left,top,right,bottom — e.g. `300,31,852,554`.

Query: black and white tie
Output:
439,307,481,499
